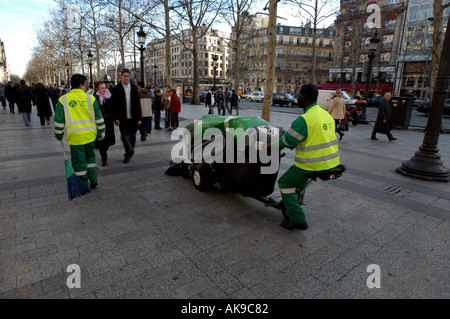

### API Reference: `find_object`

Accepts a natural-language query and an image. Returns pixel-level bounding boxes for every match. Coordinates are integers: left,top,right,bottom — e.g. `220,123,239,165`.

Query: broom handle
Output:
60,140,68,161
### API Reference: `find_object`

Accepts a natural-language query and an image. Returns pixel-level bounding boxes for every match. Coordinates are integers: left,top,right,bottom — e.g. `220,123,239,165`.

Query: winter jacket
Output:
111,82,142,122
15,85,33,113
170,92,181,113
138,88,153,117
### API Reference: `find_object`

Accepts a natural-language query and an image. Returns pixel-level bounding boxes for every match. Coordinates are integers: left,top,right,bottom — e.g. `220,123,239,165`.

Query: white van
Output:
317,90,356,111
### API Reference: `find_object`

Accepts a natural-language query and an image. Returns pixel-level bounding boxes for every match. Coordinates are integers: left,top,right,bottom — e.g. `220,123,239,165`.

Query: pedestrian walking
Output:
371,92,397,141
94,81,115,166
15,80,33,126
54,74,106,189
162,85,172,128
33,82,53,126
47,83,60,112
137,81,153,141
0,84,6,109
5,83,17,113
205,87,215,114
111,69,142,164
225,87,231,114
153,88,163,129
230,89,239,115
215,87,226,116
168,89,181,131
328,89,346,141
267,84,340,231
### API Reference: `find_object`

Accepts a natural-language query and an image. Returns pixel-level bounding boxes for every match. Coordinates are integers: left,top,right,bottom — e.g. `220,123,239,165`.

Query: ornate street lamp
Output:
396,16,450,182
137,26,147,82
211,54,219,89
361,31,380,124
87,49,94,87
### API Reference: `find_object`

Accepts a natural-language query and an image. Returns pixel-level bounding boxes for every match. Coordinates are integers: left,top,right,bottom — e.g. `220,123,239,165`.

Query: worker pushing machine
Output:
269,84,341,231
54,74,106,189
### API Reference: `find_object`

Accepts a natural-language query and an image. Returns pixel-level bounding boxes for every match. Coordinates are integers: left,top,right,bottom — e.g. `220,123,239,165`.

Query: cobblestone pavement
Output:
0,101,449,299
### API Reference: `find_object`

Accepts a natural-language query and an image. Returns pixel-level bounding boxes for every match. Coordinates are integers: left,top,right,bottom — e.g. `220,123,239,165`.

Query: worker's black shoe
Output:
280,220,308,231
90,181,98,189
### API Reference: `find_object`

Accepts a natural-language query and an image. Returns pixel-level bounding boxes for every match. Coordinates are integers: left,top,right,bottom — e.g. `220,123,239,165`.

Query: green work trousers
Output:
278,165,310,223
70,141,97,186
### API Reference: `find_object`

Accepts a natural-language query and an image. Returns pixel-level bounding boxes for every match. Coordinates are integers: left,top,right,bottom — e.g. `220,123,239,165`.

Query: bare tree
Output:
170,0,224,104
284,0,338,84
222,0,255,91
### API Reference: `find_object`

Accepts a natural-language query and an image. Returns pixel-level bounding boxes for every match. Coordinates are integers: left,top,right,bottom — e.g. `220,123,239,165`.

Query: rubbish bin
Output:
390,97,414,129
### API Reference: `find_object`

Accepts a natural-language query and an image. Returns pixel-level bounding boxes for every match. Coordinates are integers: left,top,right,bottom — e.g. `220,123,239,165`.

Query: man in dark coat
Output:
205,87,215,114
111,69,142,163
16,80,33,126
47,83,60,111
371,92,397,141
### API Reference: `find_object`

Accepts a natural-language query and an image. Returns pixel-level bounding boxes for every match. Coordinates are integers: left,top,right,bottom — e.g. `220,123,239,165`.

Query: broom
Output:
60,140,91,200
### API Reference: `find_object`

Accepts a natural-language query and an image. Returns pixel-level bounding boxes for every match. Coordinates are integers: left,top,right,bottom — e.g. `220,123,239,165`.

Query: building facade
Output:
395,0,449,99
144,28,230,89
0,40,9,84
329,0,406,96
230,13,335,94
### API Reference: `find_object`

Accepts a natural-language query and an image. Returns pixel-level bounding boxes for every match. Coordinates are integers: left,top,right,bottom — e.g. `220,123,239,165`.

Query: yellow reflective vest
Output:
54,89,105,145
294,105,340,171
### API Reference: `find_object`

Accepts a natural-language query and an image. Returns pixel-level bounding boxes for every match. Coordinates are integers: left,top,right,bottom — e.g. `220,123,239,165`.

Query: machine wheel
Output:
191,165,212,191
288,102,293,108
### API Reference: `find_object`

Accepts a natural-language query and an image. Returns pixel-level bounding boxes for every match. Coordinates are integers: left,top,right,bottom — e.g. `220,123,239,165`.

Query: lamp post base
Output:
396,144,450,182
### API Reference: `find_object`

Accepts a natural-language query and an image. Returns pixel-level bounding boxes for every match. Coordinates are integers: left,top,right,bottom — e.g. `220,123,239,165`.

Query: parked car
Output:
272,93,298,107
367,95,383,108
417,99,450,116
246,91,265,102
199,91,208,103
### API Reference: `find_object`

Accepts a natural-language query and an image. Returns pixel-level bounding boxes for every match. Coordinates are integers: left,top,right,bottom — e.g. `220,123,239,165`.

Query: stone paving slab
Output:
0,102,449,300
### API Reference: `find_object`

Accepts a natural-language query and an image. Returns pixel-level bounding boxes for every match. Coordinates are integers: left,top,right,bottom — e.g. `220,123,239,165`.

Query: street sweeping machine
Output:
166,114,346,217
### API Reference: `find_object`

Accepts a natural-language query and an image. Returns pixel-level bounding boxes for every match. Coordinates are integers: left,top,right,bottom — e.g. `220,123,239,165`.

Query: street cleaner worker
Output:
54,74,106,189
266,84,340,231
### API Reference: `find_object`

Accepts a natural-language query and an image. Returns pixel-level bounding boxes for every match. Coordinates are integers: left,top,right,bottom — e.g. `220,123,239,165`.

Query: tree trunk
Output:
262,0,278,122
164,0,171,88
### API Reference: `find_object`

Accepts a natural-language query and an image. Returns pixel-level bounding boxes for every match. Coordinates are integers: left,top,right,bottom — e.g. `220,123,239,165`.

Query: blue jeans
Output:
119,119,137,158
138,117,152,136
217,102,225,115
225,100,230,113
22,112,31,126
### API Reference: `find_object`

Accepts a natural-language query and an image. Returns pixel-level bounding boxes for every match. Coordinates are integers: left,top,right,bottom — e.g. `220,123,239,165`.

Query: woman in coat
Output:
328,89,346,140
168,89,181,131
94,81,116,166
33,82,53,126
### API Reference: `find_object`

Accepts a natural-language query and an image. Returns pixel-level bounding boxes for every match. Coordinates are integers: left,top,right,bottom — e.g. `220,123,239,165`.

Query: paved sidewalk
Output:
0,102,449,299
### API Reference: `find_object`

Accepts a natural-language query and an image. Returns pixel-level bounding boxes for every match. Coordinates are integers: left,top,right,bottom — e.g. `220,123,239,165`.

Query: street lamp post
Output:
361,31,380,124
396,14,450,182
65,62,70,90
211,54,218,89
137,26,147,82
153,65,158,87
87,49,94,88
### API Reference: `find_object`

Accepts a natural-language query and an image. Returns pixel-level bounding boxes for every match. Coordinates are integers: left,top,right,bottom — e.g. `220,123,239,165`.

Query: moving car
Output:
367,95,383,108
416,99,450,116
246,91,265,102
199,91,208,103
272,93,298,107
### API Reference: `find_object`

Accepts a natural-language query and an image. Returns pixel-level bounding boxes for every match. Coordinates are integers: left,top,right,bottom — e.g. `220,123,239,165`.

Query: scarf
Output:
96,90,111,105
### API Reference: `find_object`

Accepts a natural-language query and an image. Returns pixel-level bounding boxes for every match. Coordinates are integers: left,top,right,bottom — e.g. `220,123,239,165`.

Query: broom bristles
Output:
67,174,91,200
